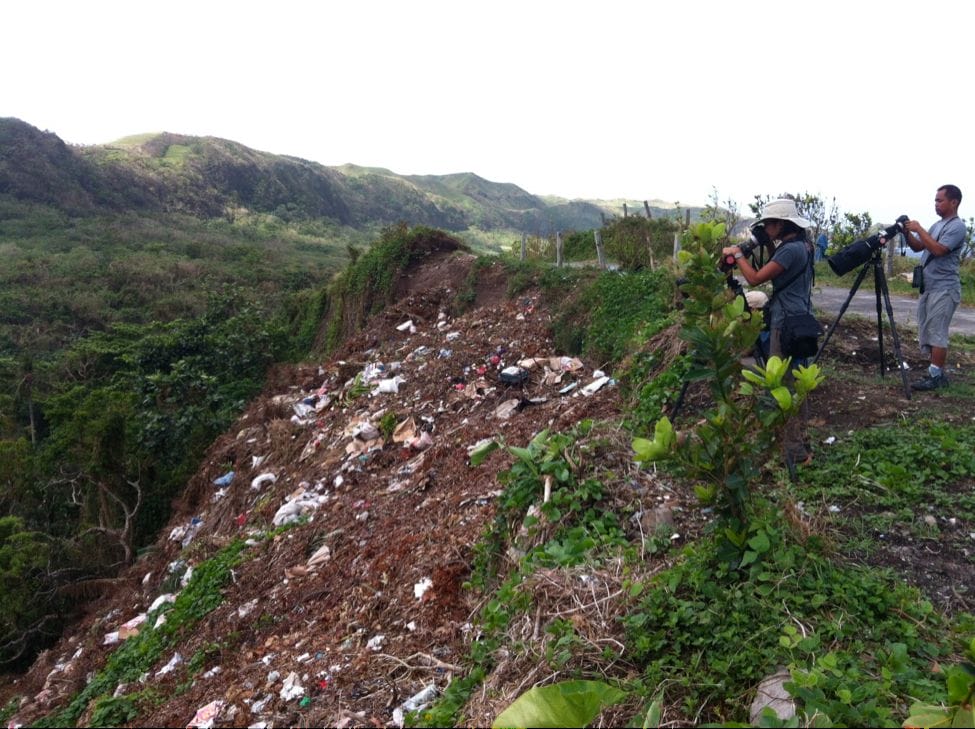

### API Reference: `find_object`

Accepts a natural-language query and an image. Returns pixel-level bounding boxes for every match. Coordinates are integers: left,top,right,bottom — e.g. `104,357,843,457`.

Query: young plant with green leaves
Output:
632,222,824,526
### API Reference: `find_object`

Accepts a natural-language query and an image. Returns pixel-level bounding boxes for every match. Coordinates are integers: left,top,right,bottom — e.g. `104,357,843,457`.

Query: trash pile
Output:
3,260,629,729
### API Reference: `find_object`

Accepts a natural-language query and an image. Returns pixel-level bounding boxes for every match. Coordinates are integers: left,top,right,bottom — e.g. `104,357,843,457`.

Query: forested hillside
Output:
1,118,686,238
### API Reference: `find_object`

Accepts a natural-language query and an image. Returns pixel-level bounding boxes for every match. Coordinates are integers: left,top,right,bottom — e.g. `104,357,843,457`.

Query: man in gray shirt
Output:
904,184,966,390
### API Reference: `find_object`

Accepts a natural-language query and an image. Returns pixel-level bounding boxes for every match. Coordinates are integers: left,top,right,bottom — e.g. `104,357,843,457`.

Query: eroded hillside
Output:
4,239,975,728
1,251,642,728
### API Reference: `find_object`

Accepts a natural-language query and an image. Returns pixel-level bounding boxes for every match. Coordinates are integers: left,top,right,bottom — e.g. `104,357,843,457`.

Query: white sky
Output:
3,0,973,226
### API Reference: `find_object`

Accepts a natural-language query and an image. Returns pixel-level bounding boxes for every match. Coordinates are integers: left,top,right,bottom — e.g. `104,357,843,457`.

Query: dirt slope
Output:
2,254,625,728
3,254,973,728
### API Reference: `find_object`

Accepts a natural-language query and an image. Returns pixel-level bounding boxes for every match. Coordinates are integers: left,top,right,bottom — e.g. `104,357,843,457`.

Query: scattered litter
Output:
307,543,332,568
350,422,381,441
499,366,528,385
169,517,203,547
212,471,234,487
293,400,317,419
592,369,606,378
581,376,610,396
252,455,266,469
202,666,221,679
446,331,461,341
493,399,521,420
148,593,176,614
396,320,415,332
393,418,417,443
823,436,836,445
362,362,387,382
187,700,225,729
278,671,305,701
559,382,579,395
828,505,841,513
414,577,433,600
117,613,146,640
250,694,272,713
749,670,795,724
393,684,439,728
155,652,182,677
238,599,259,619
366,634,385,651
372,376,405,395
273,489,328,526
408,431,434,451
251,472,278,491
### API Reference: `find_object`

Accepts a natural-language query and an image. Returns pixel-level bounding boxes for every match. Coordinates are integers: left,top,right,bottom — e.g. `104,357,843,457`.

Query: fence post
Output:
644,200,652,219
623,203,628,218
673,231,681,259
556,231,564,268
594,229,606,269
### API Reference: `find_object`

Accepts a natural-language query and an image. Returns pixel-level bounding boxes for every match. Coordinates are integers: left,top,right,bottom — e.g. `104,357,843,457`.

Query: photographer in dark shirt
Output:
722,198,815,358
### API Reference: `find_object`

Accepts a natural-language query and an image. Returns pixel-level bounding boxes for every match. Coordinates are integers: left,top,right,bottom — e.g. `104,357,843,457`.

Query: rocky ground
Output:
2,252,973,728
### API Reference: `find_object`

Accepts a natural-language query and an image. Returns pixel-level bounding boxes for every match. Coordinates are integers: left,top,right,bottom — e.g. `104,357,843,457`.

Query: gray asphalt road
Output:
814,285,975,336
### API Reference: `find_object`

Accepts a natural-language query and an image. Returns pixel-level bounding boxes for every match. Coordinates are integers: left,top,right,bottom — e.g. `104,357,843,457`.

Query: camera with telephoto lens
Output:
827,215,910,276
719,222,771,272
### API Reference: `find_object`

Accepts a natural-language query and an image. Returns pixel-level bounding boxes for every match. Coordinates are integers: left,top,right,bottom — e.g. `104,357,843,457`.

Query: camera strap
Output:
920,216,959,267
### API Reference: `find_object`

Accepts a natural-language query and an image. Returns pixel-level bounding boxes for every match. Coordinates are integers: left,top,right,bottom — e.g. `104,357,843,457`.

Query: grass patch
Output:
34,537,255,727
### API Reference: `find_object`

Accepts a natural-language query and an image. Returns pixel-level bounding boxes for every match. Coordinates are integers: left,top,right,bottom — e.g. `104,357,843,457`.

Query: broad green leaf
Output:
492,680,626,729
770,386,793,411
946,665,975,704
741,369,765,385
747,530,770,553
509,446,534,464
903,702,952,728
469,439,499,466
951,705,975,728
641,698,662,728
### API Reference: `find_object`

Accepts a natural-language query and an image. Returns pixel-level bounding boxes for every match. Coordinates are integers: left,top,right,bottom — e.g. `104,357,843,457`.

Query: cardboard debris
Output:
493,398,521,420
393,417,417,443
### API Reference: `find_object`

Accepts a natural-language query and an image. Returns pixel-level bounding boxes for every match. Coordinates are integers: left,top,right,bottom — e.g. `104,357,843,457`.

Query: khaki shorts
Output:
917,288,960,354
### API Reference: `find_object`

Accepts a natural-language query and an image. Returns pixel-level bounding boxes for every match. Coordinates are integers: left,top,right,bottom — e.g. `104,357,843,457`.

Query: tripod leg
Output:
877,268,912,399
671,378,691,417
874,261,886,378
813,260,872,365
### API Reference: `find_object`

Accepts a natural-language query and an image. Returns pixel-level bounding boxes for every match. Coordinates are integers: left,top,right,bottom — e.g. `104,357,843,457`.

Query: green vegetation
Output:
0,192,362,665
318,223,465,353
414,222,973,727
542,266,676,366
35,535,255,727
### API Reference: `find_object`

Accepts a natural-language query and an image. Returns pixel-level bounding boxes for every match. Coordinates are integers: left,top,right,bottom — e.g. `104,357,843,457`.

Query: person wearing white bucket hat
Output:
722,198,817,466
721,198,815,359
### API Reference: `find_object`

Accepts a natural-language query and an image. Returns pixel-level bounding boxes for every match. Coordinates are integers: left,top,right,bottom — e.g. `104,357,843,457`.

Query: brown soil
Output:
2,255,973,728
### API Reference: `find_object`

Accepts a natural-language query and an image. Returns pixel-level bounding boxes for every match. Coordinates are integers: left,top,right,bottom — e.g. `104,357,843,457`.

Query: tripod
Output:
813,248,912,399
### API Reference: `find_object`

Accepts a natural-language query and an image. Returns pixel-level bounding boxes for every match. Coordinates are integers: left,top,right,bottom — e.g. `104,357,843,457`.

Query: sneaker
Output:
911,373,949,391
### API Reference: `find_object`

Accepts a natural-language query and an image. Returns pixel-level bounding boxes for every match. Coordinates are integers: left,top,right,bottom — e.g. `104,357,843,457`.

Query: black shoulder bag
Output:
771,243,822,358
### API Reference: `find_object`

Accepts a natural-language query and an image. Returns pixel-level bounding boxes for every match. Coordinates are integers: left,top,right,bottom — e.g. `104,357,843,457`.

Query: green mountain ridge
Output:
0,117,693,239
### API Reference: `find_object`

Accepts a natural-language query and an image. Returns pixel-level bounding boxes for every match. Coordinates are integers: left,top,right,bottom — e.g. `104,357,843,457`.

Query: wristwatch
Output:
733,251,743,260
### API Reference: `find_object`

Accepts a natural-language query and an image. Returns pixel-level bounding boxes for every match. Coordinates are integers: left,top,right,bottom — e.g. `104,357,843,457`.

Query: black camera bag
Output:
782,313,823,358
770,242,821,359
